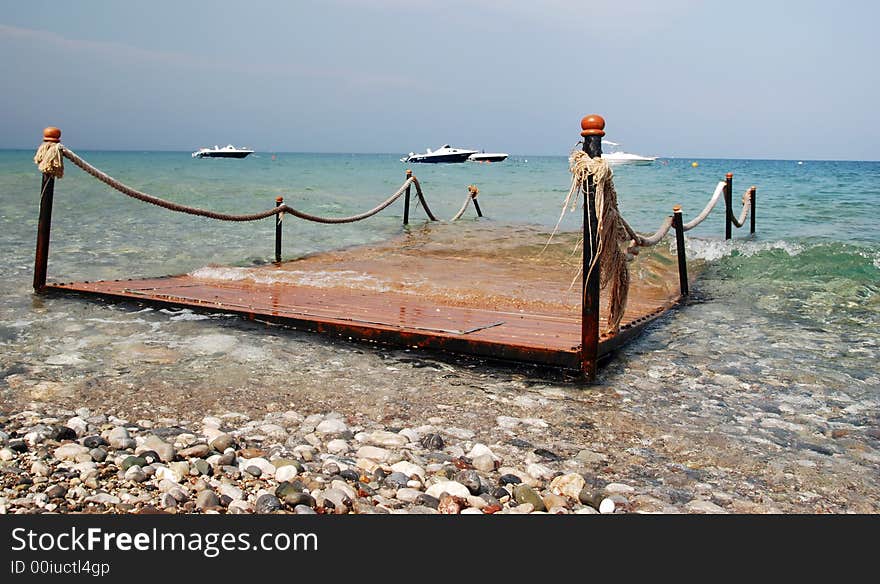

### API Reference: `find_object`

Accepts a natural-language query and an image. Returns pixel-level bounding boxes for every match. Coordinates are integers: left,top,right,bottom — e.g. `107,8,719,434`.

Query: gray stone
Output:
364,430,407,448
86,493,120,506
168,487,189,503
321,488,351,511
604,482,635,494
54,443,90,461
45,484,67,499
384,472,410,489
210,433,234,452
579,488,602,509
7,439,27,453
140,436,176,463
315,419,348,434
218,484,244,501
416,494,441,509
395,488,423,503
107,426,132,449
685,500,728,514
472,454,495,473
326,439,350,454
89,447,107,463
192,459,212,476
255,494,282,514
124,466,147,483
575,449,608,464
294,505,317,515
407,505,440,514
499,474,522,486
456,470,482,495
196,490,220,510
419,433,444,450
282,492,315,508
82,435,108,449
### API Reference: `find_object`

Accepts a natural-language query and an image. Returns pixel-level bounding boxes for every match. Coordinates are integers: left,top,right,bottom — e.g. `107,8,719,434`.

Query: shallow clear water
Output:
1,149,878,510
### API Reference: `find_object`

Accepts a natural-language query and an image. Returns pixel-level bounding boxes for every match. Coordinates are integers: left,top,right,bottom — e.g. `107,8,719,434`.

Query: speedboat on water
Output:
468,151,509,163
601,140,657,165
400,145,478,163
192,144,254,159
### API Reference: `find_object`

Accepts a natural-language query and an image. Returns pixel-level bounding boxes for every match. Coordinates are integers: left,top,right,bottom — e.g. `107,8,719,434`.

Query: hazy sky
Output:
1,1,878,159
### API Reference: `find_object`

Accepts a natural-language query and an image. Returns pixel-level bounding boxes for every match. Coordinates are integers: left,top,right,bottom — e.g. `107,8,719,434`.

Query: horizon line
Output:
1,147,878,163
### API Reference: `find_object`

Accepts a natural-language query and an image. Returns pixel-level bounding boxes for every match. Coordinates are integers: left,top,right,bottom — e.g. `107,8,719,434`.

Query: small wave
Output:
190,266,392,292
685,238,805,262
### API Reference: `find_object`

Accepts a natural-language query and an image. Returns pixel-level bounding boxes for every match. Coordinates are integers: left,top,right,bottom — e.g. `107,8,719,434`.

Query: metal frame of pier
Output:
31,116,755,380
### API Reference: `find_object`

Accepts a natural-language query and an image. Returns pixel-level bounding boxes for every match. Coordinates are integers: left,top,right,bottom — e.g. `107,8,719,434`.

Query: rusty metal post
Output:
275,196,283,263
403,169,412,225
33,127,62,293
724,172,733,240
672,205,689,297
749,186,756,234
34,175,56,292
472,195,483,218
580,114,605,381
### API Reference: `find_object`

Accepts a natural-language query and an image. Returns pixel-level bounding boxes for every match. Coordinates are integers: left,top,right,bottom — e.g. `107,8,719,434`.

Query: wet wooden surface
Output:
45,227,684,370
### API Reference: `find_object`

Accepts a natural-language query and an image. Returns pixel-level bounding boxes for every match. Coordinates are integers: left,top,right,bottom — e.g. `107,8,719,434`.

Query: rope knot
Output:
467,185,479,199
34,142,64,178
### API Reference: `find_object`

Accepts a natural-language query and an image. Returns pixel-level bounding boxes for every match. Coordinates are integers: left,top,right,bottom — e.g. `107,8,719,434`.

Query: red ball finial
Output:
43,127,61,143
580,115,606,137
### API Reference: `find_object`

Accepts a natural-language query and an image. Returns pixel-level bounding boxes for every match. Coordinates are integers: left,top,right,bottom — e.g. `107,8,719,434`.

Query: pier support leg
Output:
672,205,689,297
750,186,756,234
275,197,283,263
33,174,55,293
579,115,605,381
403,170,412,226
724,173,733,240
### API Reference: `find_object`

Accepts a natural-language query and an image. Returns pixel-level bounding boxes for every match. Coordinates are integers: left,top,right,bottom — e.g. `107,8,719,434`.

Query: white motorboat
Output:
192,144,254,159
400,145,478,163
468,151,508,163
601,140,657,165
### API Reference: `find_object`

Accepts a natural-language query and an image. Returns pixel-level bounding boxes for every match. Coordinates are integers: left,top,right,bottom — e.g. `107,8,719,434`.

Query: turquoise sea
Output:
1,149,878,510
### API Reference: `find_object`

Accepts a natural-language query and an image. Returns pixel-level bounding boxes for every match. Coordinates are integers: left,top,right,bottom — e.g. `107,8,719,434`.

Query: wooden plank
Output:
44,231,683,372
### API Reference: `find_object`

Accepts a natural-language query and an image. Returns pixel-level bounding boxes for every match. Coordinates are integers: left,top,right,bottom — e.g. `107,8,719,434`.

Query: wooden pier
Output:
44,228,684,371
31,115,755,379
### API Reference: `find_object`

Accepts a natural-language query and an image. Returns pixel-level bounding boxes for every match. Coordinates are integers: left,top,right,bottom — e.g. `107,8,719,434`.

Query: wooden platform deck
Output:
43,226,684,371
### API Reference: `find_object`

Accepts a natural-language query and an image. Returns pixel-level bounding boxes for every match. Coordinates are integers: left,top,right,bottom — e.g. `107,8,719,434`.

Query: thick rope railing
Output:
728,188,751,229
53,145,482,225
619,181,751,243
60,146,413,224
683,181,725,232
449,185,480,221
560,148,757,334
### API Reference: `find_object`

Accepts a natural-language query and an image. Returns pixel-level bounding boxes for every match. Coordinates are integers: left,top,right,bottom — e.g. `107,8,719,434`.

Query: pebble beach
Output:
0,405,747,515
3,362,877,515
